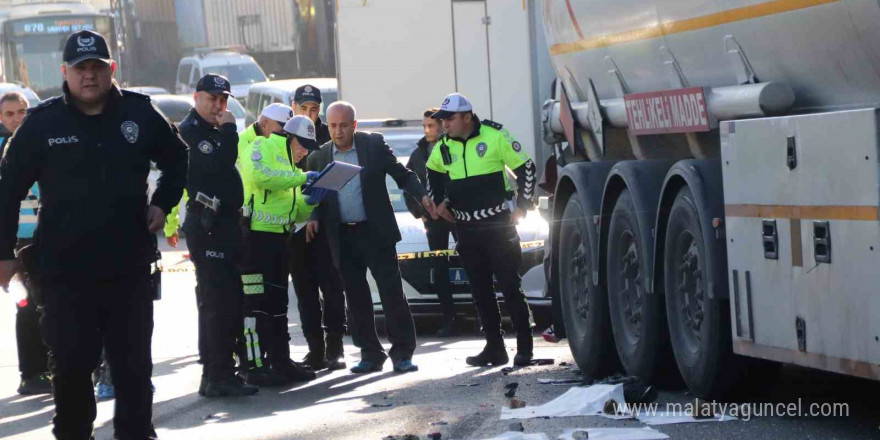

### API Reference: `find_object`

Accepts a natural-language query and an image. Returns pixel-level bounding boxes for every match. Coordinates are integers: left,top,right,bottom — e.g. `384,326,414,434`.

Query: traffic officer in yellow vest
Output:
237,115,328,386
426,93,538,367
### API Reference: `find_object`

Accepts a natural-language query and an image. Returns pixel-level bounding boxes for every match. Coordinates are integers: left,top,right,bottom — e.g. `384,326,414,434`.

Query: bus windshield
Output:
2,15,116,98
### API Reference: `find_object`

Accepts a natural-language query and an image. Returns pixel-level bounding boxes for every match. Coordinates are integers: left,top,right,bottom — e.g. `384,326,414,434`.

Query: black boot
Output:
325,332,347,371
272,359,317,383
513,332,534,367
465,337,509,366
203,375,259,397
302,335,328,370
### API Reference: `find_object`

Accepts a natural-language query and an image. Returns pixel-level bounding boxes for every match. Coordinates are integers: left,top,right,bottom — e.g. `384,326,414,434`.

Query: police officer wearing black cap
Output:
0,30,187,439
293,84,331,145
178,74,258,397
289,83,347,370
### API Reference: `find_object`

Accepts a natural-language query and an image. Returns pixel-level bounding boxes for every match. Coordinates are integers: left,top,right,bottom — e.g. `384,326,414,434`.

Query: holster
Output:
15,244,41,306
150,236,162,301
200,206,217,233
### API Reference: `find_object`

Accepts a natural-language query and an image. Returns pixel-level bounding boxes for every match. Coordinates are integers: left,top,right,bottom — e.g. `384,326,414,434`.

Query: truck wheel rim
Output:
568,231,591,319
617,231,643,339
675,232,704,347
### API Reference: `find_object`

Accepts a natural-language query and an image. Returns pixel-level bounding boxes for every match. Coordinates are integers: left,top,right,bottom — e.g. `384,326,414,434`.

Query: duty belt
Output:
451,202,509,222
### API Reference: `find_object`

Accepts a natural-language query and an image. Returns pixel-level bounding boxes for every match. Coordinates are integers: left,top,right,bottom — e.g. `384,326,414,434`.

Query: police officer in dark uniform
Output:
179,74,258,397
289,84,348,370
426,93,538,367
0,30,187,440
405,107,459,336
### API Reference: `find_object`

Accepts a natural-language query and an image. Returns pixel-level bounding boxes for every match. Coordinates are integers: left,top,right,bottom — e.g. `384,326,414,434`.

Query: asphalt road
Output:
0,244,878,439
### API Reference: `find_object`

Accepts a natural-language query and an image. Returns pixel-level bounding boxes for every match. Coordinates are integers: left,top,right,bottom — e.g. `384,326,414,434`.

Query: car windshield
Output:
385,160,411,213
153,99,193,125
204,63,267,85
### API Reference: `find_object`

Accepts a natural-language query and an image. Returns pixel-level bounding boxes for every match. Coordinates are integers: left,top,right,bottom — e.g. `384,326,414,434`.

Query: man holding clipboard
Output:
306,101,437,374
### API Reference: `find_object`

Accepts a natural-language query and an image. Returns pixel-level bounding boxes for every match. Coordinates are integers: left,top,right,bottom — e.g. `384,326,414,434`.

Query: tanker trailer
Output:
540,0,880,399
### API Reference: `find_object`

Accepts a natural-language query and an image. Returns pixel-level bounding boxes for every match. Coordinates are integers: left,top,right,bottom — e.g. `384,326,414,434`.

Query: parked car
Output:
150,94,246,132
127,86,170,96
358,119,423,156
176,49,268,105
368,156,551,327
0,83,40,105
245,78,337,125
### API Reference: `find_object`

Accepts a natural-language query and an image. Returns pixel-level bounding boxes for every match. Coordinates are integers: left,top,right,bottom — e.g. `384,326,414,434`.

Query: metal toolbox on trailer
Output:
721,108,880,379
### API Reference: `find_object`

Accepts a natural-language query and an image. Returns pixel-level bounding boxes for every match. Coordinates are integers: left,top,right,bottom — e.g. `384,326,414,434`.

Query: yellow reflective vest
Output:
239,133,313,233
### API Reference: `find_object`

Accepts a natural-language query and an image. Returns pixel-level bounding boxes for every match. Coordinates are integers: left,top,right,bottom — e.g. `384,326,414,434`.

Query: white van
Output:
175,49,268,104
245,78,337,124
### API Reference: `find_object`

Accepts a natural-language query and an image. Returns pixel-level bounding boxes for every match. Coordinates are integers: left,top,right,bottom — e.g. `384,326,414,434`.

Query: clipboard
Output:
302,161,362,195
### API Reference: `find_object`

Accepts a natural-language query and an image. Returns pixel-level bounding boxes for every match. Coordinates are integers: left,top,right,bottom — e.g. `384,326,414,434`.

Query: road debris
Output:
427,432,442,439
430,421,448,426
508,422,524,432
504,382,519,398
371,403,394,408
508,398,527,409
457,383,481,387
530,359,554,366
603,399,621,416
382,435,420,440
592,375,657,404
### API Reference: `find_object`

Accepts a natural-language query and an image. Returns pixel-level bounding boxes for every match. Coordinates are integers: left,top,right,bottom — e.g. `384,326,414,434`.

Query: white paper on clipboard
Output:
310,162,362,191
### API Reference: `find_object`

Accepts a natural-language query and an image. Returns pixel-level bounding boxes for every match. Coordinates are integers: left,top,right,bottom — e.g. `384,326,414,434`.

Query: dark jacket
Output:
296,117,332,171
0,129,11,158
306,131,426,268
0,84,188,275
404,136,432,219
179,109,243,213
315,117,331,146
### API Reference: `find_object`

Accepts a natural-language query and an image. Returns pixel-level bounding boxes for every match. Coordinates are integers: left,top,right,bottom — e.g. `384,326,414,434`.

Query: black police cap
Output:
196,74,233,97
63,30,111,66
293,84,322,104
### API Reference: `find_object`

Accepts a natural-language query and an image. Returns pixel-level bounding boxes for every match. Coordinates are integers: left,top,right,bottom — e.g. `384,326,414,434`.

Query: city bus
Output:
1,1,118,99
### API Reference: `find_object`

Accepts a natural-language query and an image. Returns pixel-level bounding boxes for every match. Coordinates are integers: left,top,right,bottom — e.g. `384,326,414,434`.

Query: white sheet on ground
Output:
478,432,551,440
634,410,737,425
558,427,669,440
500,385,632,420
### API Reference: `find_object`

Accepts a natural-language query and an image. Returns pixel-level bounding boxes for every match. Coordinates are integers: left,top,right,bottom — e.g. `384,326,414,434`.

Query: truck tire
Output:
607,189,672,383
664,186,735,399
558,195,619,379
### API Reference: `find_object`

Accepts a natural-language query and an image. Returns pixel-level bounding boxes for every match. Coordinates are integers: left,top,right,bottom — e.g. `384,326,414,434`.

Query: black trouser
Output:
40,268,156,440
15,238,49,379
425,218,456,319
289,227,346,343
339,223,416,364
239,230,291,370
183,212,243,381
455,213,533,340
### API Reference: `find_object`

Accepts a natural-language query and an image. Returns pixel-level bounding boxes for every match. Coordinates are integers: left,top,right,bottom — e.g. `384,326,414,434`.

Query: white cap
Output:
432,93,473,119
260,103,294,124
283,115,318,150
